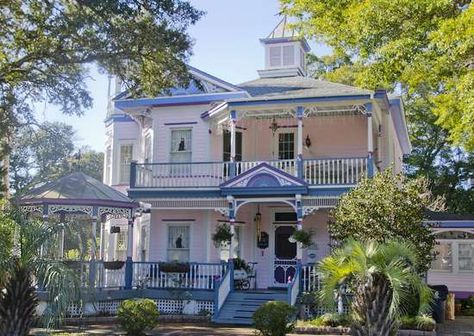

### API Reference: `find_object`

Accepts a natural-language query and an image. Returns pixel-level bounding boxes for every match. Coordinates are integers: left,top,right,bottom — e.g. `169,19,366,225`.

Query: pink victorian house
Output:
100,19,413,323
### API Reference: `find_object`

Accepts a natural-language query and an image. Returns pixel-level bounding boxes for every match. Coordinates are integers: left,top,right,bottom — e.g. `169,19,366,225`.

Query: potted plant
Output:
159,261,190,273
212,223,233,248
104,260,125,270
289,229,314,248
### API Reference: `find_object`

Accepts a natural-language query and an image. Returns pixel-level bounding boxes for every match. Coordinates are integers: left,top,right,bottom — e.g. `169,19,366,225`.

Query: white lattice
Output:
20,205,43,215
65,299,214,317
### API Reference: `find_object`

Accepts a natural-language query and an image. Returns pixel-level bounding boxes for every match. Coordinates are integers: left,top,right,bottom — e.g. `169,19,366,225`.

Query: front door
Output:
273,225,297,287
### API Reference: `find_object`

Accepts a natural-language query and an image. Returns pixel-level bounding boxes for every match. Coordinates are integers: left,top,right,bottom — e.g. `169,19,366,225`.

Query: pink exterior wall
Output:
209,115,369,162
148,205,331,289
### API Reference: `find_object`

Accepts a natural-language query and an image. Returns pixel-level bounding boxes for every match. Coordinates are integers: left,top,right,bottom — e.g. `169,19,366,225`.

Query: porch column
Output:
89,207,98,288
227,195,236,289
229,110,237,178
40,205,49,258
295,195,303,262
296,106,304,179
124,216,135,289
366,103,374,178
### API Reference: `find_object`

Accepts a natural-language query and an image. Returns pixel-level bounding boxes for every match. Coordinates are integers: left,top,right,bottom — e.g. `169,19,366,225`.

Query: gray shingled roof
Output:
238,76,373,100
19,172,137,207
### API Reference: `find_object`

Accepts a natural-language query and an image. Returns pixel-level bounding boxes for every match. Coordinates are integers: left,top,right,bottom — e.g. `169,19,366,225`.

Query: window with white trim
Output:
283,45,295,66
278,132,295,160
431,243,452,271
431,231,474,273
119,144,133,184
220,225,241,261
167,224,190,262
115,229,127,261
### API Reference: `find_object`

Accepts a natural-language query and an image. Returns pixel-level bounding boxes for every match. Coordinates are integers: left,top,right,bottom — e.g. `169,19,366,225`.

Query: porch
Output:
131,157,369,188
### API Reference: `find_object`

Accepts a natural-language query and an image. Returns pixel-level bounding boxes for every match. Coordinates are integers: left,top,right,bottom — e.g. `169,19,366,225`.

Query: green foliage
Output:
0,0,203,197
117,299,159,335
9,121,104,194
290,229,313,248
253,301,297,336
330,169,440,273
233,257,250,273
0,259,38,336
399,314,436,331
310,313,350,327
318,239,433,335
282,0,473,150
212,223,233,248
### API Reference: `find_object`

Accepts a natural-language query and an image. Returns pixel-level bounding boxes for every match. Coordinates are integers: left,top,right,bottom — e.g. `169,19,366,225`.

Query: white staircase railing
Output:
214,265,232,318
287,265,301,306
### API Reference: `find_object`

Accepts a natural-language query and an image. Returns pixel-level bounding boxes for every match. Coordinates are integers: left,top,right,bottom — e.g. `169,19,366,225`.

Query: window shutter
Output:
283,45,294,66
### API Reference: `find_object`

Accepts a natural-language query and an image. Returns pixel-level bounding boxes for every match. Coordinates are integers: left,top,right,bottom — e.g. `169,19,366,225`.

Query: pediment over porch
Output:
220,163,308,196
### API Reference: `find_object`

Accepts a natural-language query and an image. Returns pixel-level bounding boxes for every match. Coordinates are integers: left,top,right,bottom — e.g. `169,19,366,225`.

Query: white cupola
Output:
258,16,310,78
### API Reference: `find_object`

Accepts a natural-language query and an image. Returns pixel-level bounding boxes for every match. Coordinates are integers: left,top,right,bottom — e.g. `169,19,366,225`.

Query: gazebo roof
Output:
19,172,138,209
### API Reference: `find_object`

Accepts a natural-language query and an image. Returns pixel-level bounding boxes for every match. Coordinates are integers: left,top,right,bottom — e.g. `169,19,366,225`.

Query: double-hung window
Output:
278,132,295,160
170,129,192,175
431,231,474,273
119,144,133,184
431,242,453,272
167,224,190,262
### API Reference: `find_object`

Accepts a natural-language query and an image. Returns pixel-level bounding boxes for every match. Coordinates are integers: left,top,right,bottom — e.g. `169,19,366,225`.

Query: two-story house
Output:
101,18,411,322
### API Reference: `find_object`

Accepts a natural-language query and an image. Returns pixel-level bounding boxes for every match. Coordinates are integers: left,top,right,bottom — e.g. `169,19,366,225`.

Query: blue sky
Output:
38,0,329,152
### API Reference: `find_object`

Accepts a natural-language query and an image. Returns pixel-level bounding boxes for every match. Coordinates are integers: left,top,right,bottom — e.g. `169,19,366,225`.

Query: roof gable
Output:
220,163,307,196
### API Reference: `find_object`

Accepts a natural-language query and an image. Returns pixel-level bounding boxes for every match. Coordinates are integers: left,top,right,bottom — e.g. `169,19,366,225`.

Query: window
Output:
270,46,281,67
167,225,190,262
105,145,111,184
220,226,241,261
278,133,295,160
144,134,152,163
458,243,474,271
114,229,127,261
119,144,133,184
223,130,242,162
170,129,192,175
431,243,452,271
283,45,295,66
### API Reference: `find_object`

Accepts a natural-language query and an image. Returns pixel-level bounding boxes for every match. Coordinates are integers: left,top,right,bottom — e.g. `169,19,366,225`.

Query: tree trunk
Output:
351,274,397,336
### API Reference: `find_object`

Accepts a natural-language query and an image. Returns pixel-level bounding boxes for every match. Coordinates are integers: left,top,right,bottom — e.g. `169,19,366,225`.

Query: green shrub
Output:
117,299,159,335
310,313,350,327
399,314,436,331
253,301,297,336
461,308,474,316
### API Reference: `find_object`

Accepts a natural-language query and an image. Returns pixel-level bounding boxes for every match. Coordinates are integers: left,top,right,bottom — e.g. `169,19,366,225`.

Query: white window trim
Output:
116,140,135,185
165,222,192,262
169,128,193,159
275,129,296,160
432,239,474,274
143,131,153,163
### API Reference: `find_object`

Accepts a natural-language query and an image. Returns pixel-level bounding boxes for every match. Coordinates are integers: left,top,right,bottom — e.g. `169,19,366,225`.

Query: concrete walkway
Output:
437,317,474,336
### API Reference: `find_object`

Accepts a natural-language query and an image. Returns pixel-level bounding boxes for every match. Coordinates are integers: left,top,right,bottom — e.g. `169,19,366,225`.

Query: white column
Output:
230,110,237,163
60,226,65,259
126,218,134,259
229,218,236,260
91,217,97,260
367,112,373,155
297,108,303,158
99,221,104,260
296,194,303,261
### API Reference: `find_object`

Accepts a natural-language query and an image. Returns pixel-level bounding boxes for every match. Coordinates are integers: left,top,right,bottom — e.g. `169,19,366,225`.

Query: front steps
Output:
213,290,287,325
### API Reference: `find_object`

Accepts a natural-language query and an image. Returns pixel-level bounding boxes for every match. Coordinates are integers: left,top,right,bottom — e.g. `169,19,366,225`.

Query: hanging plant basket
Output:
290,229,314,248
212,223,233,248
159,262,190,273
104,261,125,270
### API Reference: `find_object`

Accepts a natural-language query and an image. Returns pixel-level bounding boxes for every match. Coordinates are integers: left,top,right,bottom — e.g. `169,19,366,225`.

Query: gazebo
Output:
17,172,139,289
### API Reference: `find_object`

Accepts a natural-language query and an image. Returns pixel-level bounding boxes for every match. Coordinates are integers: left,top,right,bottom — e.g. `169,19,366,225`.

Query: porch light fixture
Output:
254,206,262,239
269,117,279,135
305,134,312,148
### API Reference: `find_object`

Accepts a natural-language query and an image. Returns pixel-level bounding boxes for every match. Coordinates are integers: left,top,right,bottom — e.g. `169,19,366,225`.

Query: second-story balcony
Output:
131,156,368,189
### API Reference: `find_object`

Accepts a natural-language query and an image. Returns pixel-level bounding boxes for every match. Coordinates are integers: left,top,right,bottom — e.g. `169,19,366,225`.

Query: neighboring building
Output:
102,17,410,289
426,211,474,299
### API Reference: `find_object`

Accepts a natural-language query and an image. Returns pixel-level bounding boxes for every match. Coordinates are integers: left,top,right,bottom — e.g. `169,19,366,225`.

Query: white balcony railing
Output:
132,157,367,188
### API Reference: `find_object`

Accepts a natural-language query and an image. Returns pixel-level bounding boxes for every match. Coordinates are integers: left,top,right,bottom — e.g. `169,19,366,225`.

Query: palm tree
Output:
0,205,80,335
318,239,432,336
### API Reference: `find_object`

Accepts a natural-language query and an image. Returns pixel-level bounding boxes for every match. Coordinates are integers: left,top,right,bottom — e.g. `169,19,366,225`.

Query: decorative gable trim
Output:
220,163,307,196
